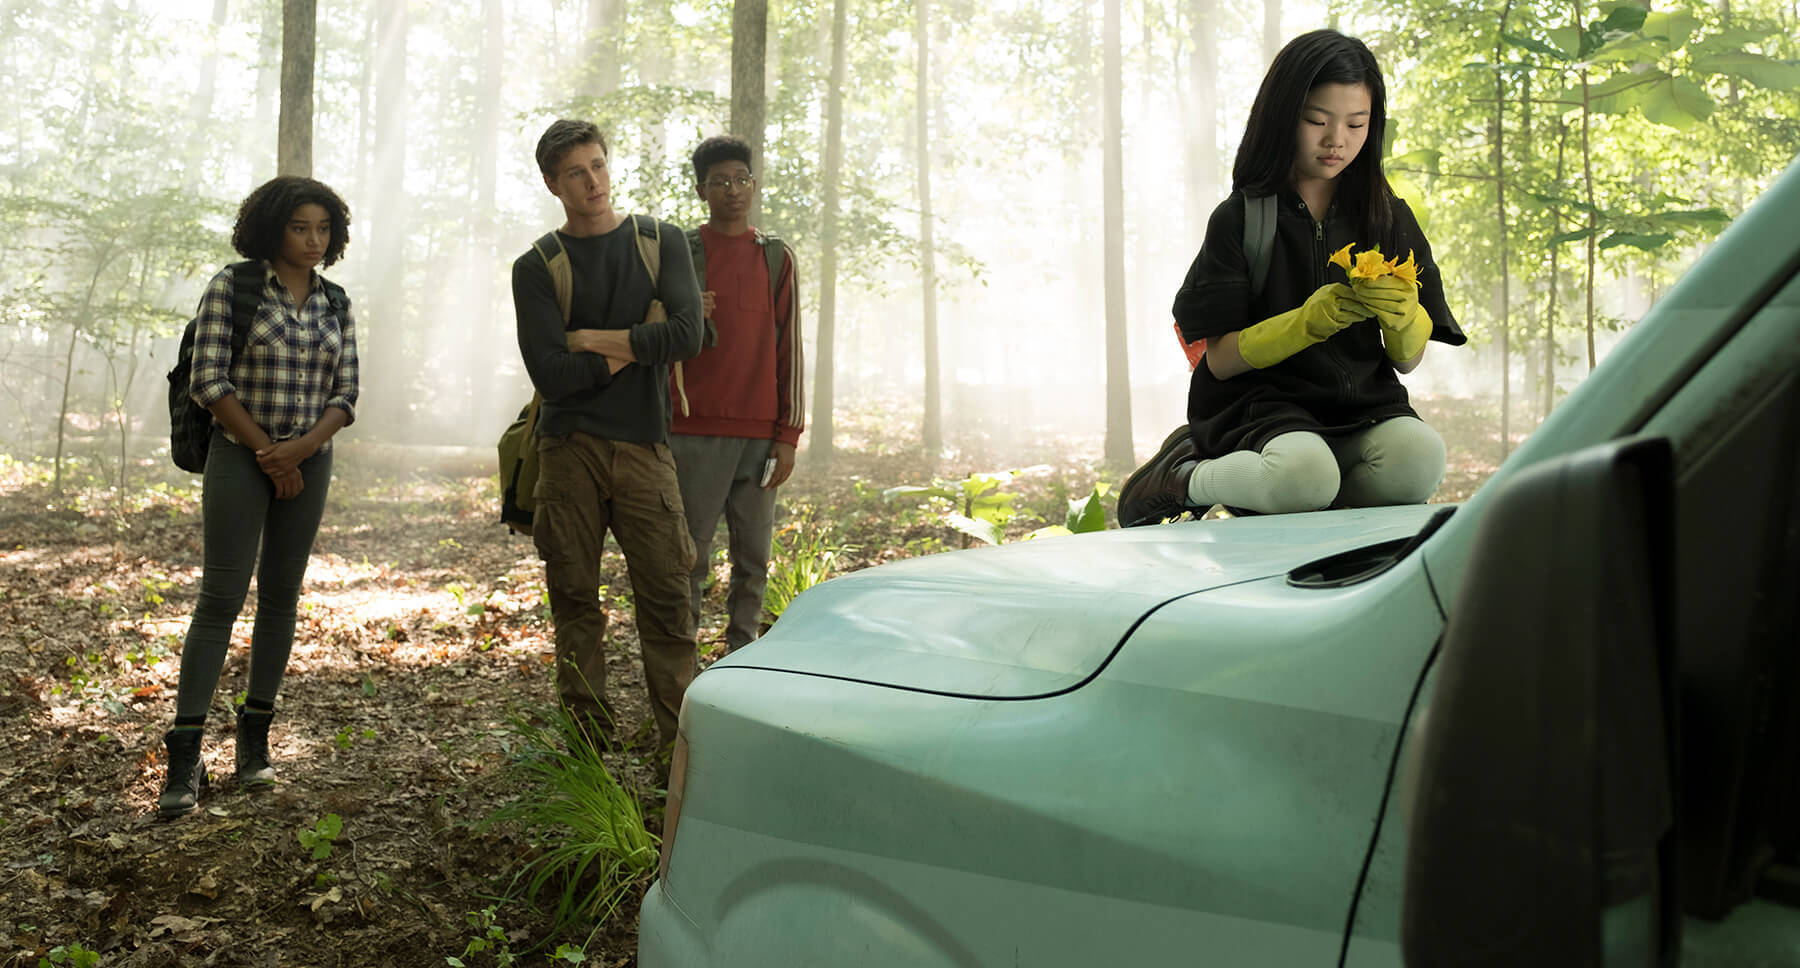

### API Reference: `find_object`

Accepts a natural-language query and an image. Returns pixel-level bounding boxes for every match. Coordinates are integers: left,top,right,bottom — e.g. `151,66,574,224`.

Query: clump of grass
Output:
485,708,659,940
763,506,851,622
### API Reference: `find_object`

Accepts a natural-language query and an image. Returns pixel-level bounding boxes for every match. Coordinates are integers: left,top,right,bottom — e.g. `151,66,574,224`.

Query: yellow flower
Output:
1387,249,1421,289
1327,243,1354,273
1349,247,1391,281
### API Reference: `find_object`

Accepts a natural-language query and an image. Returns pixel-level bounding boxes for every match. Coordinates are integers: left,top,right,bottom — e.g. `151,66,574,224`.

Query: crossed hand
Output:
256,440,314,499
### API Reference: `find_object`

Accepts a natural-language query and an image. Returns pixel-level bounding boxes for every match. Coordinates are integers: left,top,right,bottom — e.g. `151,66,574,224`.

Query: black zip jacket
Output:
1172,189,1467,459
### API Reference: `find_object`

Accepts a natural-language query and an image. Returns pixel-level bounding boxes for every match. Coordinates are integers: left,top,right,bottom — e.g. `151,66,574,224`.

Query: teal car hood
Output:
710,504,1443,698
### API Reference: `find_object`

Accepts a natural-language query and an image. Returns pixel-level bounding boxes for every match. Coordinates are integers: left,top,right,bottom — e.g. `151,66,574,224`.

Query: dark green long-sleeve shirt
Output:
512,217,704,443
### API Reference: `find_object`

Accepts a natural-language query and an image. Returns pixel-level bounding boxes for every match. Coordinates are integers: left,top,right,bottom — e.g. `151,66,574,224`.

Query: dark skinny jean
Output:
173,429,332,722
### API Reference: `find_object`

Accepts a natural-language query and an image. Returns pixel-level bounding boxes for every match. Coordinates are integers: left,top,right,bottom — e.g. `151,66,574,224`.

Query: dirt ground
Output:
0,395,1511,967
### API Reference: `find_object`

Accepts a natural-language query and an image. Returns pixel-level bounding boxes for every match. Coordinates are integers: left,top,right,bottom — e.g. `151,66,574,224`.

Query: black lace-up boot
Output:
235,708,277,789
1118,425,1202,527
158,728,209,819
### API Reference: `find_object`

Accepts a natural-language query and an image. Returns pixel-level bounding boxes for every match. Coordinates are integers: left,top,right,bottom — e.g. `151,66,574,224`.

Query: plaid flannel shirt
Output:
187,262,359,451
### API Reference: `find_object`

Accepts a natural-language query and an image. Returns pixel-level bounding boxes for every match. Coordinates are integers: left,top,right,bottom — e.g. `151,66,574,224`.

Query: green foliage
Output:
1359,0,1795,410
884,468,1037,547
485,709,658,943
886,468,1117,545
37,944,99,968
297,814,343,860
1023,482,1113,541
763,508,851,621
446,905,522,967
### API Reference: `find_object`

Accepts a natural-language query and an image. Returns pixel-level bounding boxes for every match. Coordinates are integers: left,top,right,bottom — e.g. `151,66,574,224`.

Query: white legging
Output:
1185,417,1446,514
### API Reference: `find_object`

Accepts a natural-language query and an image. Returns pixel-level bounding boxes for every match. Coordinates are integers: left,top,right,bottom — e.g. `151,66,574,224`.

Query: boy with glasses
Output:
671,135,804,653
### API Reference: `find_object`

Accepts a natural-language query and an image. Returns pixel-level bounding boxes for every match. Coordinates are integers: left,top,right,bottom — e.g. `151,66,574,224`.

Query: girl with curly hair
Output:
159,176,360,819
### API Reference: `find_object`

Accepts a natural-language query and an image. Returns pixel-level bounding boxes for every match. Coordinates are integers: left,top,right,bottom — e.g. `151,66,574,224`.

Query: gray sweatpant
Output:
668,434,776,653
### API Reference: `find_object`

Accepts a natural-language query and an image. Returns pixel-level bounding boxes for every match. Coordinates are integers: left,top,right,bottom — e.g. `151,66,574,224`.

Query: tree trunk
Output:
916,0,942,454
1547,119,1568,417
367,0,408,430
1519,69,1536,423
53,260,109,496
1262,0,1281,67
470,0,504,426
1573,0,1596,370
355,3,375,194
1186,0,1218,246
52,326,79,497
731,0,769,225
1492,1,1513,460
185,0,229,190
476,0,502,217
1103,0,1132,467
1072,3,1095,134
810,0,849,463
113,322,146,492
253,0,280,139
278,0,316,177
583,0,623,96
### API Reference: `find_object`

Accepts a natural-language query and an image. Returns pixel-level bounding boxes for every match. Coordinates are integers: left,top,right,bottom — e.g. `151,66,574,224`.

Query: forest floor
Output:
0,396,1520,967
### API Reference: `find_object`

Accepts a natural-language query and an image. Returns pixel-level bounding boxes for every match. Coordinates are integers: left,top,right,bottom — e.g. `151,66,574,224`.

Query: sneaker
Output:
1118,426,1202,527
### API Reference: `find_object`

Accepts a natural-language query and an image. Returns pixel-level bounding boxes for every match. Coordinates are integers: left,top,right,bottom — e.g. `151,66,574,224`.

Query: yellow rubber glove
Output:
1237,283,1373,369
1355,277,1431,363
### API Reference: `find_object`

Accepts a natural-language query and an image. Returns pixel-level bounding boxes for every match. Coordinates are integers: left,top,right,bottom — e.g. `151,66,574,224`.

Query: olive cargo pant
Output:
533,432,697,749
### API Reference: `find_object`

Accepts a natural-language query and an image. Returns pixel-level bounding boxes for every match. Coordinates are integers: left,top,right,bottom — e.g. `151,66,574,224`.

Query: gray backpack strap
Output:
685,226,706,292
688,226,721,348
1243,193,1277,299
756,229,788,301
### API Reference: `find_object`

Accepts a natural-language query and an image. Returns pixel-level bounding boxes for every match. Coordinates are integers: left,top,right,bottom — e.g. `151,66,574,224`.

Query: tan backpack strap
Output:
630,215,686,415
632,214,661,289
531,231,573,325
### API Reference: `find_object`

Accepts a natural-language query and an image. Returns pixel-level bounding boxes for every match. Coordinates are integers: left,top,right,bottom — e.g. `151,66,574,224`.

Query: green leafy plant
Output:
484,708,659,944
884,468,1043,547
38,943,100,967
885,467,1109,546
139,574,173,606
1023,483,1113,540
446,905,517,967
763,508,851,622
297,814,342,860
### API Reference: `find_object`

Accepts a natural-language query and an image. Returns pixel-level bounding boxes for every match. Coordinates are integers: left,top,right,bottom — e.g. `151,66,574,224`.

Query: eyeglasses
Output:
703,174,757,192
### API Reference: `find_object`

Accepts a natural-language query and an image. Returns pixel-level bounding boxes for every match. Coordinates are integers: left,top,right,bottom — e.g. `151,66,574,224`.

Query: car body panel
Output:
711,504,1443,699
646,555,1444,966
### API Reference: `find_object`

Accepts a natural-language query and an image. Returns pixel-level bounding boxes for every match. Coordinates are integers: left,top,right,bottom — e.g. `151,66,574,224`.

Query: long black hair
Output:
231,176,352,268
1232,29,1393,244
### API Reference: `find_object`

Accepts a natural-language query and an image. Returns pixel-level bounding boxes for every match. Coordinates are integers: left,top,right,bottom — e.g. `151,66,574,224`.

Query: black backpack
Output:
166,262,345,472
1173,193,1277,369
